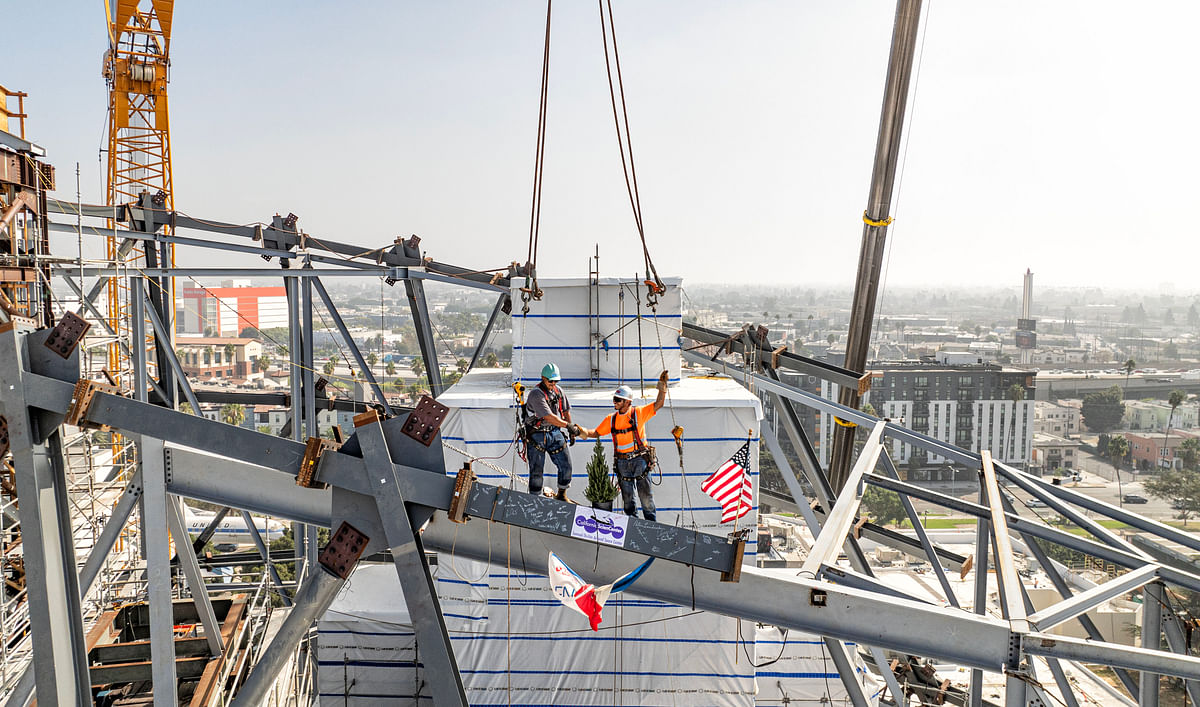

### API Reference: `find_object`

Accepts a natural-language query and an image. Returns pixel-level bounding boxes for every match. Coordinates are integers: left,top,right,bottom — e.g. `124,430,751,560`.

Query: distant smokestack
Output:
1022,268,1033,320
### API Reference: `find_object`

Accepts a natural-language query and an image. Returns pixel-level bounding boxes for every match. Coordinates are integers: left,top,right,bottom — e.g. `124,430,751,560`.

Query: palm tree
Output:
1123,358,1136,399
224,343,237,365
482,351,499,368
456,358,469,373
220,403,246,427
1162,390,1186,470
1109,435,1131,507
367,352,378,373
323,360,335,375
385,360,396,377
411,357,425,377
1007,384,1026,464
255,355,271,374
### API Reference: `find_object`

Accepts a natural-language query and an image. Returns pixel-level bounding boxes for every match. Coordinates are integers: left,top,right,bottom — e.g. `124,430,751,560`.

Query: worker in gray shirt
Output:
522,363,581,500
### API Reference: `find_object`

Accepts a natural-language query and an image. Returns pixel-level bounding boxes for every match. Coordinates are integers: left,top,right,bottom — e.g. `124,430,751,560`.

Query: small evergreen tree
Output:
583,439,617,505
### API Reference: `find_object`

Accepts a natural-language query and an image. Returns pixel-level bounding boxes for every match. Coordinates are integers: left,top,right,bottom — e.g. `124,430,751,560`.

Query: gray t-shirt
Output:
527,384,570,423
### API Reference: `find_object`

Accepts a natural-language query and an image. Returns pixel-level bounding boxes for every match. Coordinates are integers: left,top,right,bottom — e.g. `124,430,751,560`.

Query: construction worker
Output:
523,363,581,501
580,371,669,521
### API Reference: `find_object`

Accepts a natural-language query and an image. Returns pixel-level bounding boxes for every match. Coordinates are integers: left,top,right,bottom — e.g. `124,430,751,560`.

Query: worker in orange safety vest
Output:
578,370,669,521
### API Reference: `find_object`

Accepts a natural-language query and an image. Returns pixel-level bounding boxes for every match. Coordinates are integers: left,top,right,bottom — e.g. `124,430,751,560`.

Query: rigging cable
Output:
597,0,665,304
521,0,554,315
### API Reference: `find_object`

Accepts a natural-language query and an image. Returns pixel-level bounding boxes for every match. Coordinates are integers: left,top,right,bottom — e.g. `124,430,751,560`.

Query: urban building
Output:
175,337,264,380
1122,399,1200,433
1031,432,1081,474
180,281,287,336
1034,401,1081,438
1126,430,1200,471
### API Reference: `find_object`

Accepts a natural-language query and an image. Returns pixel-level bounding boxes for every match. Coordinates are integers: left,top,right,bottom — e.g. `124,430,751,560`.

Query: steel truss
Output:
3,199,1199,706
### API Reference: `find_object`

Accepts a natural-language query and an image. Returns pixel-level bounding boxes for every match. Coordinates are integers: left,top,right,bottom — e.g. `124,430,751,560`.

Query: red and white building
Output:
180,282,287,336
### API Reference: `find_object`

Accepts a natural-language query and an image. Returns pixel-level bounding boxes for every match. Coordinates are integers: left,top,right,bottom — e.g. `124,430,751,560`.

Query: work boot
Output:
554,489,568,502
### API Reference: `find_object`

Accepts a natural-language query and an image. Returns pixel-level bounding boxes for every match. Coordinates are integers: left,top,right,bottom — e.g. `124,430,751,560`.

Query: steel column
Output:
878,453,959,607
139,437,179,707
1162,603,1200,706
79,470,142,597
969,488,990,707
142,291,201,414
404,278,444,396
1141,581,1164,707
354,419,467,706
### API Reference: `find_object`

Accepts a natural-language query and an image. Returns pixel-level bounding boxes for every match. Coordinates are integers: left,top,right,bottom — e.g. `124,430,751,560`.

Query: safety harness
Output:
520,382,569,454
609,406,657,479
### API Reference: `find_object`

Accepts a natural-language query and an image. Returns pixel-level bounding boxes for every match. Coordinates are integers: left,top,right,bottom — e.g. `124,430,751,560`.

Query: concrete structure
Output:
180,283,287,336
1035,401,1081,438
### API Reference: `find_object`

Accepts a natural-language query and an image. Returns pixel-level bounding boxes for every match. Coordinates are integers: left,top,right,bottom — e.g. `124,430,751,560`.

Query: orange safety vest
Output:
608,406,649,455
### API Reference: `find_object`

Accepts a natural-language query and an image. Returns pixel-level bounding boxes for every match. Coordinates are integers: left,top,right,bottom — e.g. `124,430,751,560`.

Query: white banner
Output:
570,506,628,547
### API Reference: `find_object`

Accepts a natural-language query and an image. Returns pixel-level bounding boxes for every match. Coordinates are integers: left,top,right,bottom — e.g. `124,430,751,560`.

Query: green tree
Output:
1179,438,1200,472
861,486,906,527
1123,358,1137,399
179,402,195,415
411,357,426,377
255,354,271,374
1164,341,1180,360
220,403,245,427
482,351,499,368
456,358,469,373
367,352,378,372
583,439,617,505
1162,390,1186,470
385,360,396,377
224,343,237,364
1007,383,1026,463
1081,385,1125,433
1146,469,1200,526
323,360,335,375
1108,435,1130,507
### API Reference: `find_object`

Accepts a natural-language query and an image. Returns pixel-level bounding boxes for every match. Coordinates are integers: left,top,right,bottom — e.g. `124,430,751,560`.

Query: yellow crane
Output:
102,0,175,472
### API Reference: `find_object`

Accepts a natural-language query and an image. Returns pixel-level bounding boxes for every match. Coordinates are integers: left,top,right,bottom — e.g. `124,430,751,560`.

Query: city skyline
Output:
8,2,1200,291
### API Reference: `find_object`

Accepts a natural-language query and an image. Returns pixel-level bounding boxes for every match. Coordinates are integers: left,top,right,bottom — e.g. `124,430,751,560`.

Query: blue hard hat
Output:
613,385,634,401
541,363,562,381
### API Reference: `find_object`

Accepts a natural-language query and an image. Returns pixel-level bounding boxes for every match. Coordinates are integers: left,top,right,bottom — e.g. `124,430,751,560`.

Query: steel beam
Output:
79,470,142,597
683,322,868,392
163,447,330,526
1028,565,1159,631
969,489,990,707
1023,632,1200,681
165,496,224,656
353,419,467,705
404,278,444,396
229,565,344,707
467,292,508,372
310,277,393,415
878,453,959,607
759,425,822,532
142,291,201,414
800,421,886,576
981,451,1028,631
1162,601,1200,706
242,510,292,606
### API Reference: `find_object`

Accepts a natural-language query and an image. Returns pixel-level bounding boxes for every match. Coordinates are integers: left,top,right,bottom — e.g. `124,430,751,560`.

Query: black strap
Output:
609,407,645,453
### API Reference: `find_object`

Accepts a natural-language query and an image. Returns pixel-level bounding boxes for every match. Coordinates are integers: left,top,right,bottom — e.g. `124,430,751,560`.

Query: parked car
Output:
1172,499,1187,510
1122,494,1149,504
1026,498,1048,508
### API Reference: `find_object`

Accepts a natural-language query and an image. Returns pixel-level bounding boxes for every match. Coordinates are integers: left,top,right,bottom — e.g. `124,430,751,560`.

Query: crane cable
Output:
597,0,666,306
521,0,554,315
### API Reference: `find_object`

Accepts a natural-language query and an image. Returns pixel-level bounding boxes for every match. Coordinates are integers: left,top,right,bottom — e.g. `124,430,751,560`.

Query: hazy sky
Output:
9,2,1200,292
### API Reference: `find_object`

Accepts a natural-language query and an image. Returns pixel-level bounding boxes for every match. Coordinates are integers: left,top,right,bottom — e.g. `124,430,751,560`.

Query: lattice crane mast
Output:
102,0,175,474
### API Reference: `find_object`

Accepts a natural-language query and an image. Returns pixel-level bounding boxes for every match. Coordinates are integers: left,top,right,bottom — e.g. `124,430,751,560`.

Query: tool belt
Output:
614,446,657,482
527,427,567,454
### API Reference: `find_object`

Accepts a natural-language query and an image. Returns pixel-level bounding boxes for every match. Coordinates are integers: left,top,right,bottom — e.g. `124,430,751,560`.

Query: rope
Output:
521,0,554,316
597,0,664,304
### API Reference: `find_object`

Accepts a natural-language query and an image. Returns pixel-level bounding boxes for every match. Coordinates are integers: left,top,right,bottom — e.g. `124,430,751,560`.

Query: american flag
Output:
700,441,753,524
